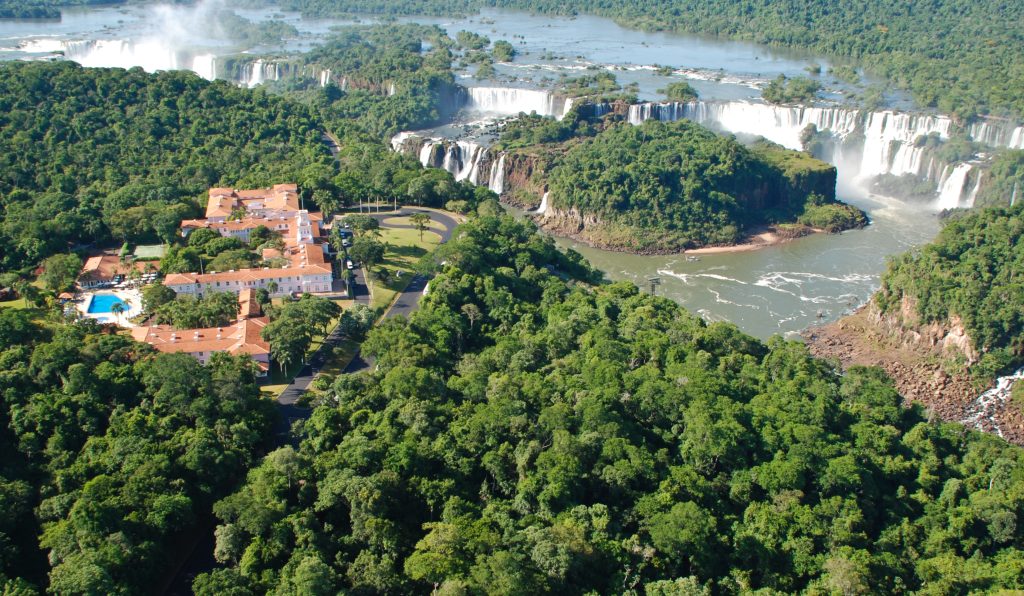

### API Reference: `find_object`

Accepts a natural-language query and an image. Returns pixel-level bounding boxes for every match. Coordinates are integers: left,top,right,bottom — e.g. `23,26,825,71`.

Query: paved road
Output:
276,207,459,414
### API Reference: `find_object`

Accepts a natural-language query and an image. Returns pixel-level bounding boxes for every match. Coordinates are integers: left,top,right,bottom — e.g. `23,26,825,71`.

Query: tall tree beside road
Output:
410,212,431,241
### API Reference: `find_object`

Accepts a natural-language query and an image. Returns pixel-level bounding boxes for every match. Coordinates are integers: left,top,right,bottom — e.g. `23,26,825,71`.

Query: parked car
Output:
346,259,354,270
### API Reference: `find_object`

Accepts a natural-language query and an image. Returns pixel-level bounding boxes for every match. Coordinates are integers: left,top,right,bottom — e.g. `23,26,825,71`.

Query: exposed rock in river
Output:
804,298,1024,445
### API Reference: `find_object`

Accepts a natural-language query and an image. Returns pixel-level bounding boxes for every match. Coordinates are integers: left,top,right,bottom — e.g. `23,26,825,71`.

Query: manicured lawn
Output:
381,216,447,233
365,227,441,311
0,296,30,309
319,338,360,376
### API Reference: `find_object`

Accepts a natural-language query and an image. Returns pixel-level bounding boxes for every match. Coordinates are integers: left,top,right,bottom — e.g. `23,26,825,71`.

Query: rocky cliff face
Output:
804,297,1024,444
499,152,552,209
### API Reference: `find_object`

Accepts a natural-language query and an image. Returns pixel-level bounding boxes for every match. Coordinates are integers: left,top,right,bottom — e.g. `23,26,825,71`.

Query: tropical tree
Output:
342,214,380,237
410,212,431,241
40,253,82,293
461,303,481,329
110,300,126,323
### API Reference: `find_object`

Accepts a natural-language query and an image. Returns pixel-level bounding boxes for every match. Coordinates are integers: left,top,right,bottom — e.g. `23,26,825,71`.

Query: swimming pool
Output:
87,294,127,314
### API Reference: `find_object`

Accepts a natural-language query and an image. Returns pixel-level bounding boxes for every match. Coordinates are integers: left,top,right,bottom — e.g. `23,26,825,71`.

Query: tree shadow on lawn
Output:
388,244,428,260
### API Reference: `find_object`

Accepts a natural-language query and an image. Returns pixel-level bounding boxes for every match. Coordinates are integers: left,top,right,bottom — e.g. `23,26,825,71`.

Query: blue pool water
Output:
87,294,127,314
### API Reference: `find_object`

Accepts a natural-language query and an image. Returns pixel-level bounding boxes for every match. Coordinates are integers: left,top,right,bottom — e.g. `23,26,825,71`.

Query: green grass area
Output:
381,216,447,233
0,296,30,309
367,227,441,311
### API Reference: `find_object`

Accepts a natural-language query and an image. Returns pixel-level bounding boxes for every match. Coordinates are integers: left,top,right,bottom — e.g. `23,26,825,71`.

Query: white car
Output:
346,259,354,270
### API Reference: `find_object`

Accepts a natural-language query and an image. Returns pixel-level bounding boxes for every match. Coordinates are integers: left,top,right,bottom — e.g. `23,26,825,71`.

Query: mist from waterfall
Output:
43,0,244,79
626,99,1023,208
466,87,567,119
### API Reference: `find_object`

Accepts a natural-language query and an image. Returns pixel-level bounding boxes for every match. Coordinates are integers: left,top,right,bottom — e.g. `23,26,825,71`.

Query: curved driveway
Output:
276,207,459,427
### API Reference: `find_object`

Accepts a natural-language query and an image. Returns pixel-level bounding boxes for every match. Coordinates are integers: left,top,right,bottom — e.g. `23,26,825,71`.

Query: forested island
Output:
0,7,1022,596
497,115,865,253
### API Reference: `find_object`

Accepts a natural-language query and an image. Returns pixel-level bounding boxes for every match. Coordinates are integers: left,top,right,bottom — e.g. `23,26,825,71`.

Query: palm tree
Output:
110,300,126,324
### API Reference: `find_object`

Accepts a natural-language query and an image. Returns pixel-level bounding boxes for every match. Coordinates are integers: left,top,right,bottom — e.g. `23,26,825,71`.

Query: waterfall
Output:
489,153,506,194
562,97,576,119
390,131,415,152
1012,127,1024,150
935,164,973,210
438,141,486,182
388,82,397,96
418,140,439,167
969,121,1024,150
962,367,1024,438
858,111,951,179
466,87,565,118
625,99,1024,205
246,59,265,87
536,191,549,215
1012,183,1019,207
964,172,983,209
319,69,331,87
244,59,280,88
191,54,216,81
61,39,181,72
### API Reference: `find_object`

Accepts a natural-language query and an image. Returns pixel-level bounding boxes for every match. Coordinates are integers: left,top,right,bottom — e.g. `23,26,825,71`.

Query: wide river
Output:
0,3,941,340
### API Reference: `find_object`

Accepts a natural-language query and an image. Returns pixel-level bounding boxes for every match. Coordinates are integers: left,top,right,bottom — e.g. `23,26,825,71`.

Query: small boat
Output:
686,256,700,262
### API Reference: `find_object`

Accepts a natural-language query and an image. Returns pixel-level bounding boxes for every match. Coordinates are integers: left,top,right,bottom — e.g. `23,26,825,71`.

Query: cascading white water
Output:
246,59,265,87
962,367,1024,438
438,141,486,182
390,131,415,152
536,191,549,215
388,82,396,96
935,164,973,210
625,100,1019,205
243,59,280,88
17,38,65,53
418,139,439,167
1012,128,1024,150
61,39,181,72
402,137,487,183
969,121,1024,150
964,172,982,209
489,153,506,194
630,101,866,150
1012,183,1020,207
858,111,951,178
467,87,564,118
191,54,216,81
319,69,331,87
591,102,612,118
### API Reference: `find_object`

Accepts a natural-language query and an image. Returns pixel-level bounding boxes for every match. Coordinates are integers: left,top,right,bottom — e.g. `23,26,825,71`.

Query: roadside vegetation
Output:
196,214,1024,595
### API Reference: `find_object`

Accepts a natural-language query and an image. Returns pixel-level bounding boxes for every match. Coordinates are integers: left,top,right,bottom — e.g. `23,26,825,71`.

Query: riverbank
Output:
531,211,831,256
803,303,1024,446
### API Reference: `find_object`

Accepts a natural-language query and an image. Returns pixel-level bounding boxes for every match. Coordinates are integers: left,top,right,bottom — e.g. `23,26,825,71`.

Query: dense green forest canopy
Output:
0,34,491,275
877,203,1024,380
0,61,332,272
0,313,275,593
975,150,1024,209
195,214,1024,594
260,0,1024,121
543,119,863,251
269,24,461,138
